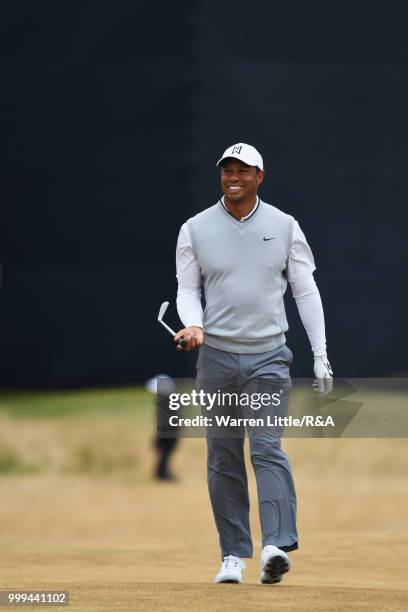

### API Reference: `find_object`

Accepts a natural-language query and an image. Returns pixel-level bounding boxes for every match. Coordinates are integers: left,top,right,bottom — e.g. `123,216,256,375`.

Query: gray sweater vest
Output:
187,199,295,353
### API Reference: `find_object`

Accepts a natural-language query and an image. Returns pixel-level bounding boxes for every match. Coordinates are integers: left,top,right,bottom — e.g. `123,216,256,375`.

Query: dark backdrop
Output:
1,1,407,387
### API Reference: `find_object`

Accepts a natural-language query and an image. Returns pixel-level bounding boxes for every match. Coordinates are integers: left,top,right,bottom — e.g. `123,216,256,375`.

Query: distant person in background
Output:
145,375,179,481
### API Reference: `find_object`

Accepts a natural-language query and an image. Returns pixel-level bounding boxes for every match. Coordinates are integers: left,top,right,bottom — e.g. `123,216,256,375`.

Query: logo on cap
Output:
231,145,242,155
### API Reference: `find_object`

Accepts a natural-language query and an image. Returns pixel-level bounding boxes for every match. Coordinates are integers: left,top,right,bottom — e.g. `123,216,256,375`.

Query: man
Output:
145,374,180,481
174,143,333,585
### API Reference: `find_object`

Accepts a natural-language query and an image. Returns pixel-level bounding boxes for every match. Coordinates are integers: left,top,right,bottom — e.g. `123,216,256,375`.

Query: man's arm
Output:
174,223,204,351
287,221,333,395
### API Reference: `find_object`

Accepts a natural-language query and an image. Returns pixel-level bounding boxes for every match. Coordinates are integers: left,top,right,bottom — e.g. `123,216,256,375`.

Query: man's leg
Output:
197,344,253,559
206,434,252,558
154,436,178,480
240,345,298,552
247,430,298,551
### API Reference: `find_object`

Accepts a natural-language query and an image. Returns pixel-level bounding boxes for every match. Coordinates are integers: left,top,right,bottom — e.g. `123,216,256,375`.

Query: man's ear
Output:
256,169,265,187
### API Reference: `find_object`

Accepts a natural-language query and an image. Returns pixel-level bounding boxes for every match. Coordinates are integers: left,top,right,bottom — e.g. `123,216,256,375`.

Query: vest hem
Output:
203,332,286,354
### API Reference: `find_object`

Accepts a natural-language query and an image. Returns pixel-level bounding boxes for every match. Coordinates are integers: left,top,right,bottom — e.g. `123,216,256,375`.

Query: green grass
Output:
0,387,151,420
0,388,155,475
0,451,41,474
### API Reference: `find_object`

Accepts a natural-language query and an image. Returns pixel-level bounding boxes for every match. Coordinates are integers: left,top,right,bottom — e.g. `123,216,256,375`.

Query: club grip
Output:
177,338,187,348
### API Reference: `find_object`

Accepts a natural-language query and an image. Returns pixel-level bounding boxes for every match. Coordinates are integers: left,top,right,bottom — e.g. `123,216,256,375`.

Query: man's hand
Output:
313,355,333,396
174,326,204,351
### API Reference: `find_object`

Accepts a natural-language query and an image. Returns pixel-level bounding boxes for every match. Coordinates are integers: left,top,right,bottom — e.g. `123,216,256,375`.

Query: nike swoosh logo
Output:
263,237,275,241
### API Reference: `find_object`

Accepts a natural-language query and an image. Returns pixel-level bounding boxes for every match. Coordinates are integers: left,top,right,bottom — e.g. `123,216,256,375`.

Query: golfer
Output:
174,143,333,584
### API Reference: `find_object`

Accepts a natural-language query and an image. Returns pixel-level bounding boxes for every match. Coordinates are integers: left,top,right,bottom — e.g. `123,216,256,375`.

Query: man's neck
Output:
223,195,258,220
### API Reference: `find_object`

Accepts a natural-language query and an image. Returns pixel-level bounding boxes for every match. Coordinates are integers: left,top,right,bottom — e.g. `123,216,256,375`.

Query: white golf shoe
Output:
214,555,246,584
260,545,291,584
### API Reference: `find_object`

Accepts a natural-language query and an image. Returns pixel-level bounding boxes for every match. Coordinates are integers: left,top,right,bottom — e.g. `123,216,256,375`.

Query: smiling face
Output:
220,158,265,206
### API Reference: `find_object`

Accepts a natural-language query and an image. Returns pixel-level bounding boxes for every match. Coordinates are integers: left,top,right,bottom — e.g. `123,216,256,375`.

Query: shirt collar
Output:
220,196,260,222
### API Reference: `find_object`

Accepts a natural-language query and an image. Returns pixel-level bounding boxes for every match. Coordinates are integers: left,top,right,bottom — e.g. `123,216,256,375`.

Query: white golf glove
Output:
313,355,333,396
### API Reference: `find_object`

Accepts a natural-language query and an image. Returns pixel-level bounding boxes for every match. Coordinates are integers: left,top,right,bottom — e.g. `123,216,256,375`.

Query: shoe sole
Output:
261,555,290,584
215,573,243,584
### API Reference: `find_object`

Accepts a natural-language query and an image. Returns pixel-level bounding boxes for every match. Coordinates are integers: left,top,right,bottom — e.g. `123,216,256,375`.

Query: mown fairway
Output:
0,388,407,611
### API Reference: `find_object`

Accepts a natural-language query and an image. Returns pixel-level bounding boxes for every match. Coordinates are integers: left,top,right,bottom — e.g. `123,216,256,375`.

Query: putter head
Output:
158,301,169,322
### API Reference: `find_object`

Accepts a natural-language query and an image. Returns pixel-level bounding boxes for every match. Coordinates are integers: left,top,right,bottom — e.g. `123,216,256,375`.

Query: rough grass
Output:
0,387,407,610
0,388,152,475
1,387,408,476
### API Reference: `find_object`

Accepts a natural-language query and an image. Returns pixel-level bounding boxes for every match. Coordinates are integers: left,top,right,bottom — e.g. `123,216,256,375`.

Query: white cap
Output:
145,374,176,396
216,143,264,171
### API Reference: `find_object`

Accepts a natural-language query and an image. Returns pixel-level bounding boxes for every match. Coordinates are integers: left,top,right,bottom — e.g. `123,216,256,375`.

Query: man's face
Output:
220,158,265,203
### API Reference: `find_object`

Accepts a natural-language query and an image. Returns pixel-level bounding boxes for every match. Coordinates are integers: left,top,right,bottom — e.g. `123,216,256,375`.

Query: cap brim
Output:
216,154,255,168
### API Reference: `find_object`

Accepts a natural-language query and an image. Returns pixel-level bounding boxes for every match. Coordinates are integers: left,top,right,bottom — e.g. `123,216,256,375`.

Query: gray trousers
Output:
196,343,298,559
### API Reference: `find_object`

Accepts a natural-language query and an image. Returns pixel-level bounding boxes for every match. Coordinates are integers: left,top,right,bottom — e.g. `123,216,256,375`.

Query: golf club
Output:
158,301,187,348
